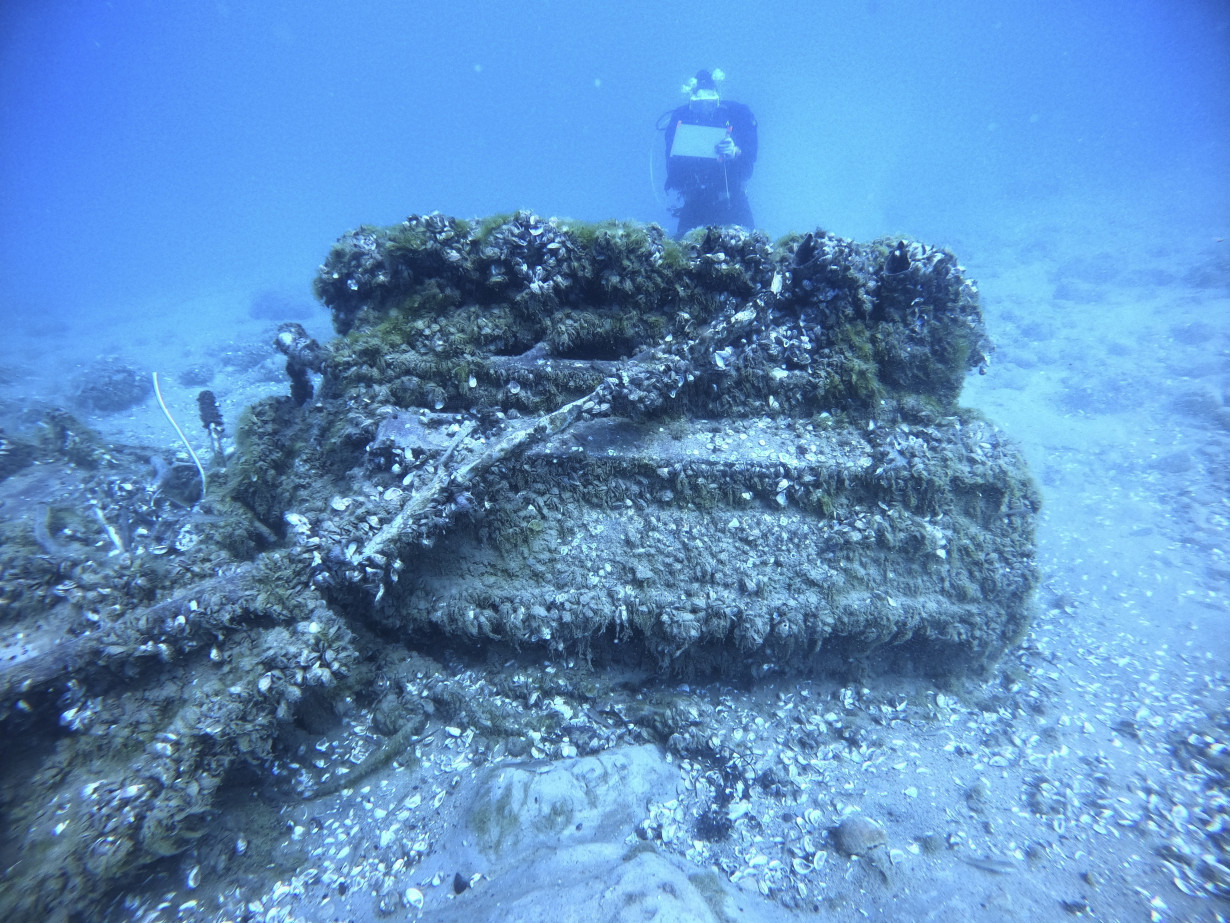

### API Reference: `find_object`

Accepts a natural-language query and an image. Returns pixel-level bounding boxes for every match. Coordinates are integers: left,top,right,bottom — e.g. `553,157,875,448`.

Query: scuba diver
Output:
661,69,758,237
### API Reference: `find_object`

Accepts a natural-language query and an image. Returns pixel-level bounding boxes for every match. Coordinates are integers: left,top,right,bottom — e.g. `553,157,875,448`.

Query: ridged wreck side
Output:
281,211,1036,674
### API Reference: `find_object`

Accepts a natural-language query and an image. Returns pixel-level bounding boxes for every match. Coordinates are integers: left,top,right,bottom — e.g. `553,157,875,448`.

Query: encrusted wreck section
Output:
0,212,1037,921
294,212,1034,673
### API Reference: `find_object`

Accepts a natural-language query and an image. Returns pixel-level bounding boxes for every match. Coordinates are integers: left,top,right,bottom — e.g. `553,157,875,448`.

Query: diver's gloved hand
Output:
715,136,740,159
665,189,684,218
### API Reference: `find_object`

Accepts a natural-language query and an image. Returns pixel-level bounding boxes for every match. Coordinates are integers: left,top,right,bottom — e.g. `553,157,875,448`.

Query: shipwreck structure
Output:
0,213,1038,920
292,212,1038,673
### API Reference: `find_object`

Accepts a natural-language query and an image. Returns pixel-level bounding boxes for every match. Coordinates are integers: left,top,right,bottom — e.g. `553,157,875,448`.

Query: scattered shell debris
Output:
99,604,1228,922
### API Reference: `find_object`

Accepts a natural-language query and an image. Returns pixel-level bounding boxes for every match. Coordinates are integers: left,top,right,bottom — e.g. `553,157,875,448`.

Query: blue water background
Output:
1,0,1226,325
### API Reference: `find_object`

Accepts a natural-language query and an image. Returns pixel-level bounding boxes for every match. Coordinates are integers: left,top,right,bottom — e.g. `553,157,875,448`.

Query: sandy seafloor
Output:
1,192,1227,922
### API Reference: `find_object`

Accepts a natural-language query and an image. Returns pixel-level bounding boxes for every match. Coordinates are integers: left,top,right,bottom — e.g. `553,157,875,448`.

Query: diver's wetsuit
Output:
664,100,758,237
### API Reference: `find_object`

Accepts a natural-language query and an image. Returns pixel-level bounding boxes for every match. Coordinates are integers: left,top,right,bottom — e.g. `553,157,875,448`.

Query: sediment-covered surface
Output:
0,212,1047,920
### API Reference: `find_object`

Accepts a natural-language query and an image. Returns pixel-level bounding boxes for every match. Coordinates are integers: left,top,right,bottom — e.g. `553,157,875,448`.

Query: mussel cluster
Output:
781,231,875,321
309,214,994,428
679,223,776,297
478,211,587,310
317,211,683,336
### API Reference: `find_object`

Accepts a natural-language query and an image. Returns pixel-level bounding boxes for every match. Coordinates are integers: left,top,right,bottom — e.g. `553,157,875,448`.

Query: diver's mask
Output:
688,89,720,118
682,68,724,117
